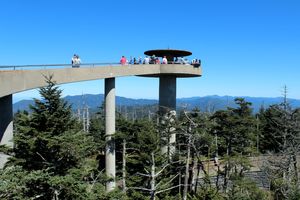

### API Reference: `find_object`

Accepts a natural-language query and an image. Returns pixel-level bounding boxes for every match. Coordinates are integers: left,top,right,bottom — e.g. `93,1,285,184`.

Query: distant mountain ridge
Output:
13,94,300,113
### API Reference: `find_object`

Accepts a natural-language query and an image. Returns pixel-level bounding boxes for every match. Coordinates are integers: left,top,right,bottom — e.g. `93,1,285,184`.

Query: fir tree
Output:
2,76,108,199
211,98,256,192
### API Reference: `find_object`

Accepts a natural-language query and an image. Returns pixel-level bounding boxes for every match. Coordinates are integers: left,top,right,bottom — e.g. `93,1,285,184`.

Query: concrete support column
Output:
159,76,176,157
105,78,116,192
159,76,176,112
0,94,13,168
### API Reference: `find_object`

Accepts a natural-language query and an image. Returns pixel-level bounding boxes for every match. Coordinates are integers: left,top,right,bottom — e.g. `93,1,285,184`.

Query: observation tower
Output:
0,49,201,191
144,49,199,156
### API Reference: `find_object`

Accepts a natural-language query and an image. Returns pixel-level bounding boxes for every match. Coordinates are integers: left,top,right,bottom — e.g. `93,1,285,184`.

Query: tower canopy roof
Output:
144,49,192,58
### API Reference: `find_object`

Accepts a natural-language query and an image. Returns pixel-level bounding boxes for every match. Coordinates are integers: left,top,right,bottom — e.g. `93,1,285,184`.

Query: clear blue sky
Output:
1,0,299,102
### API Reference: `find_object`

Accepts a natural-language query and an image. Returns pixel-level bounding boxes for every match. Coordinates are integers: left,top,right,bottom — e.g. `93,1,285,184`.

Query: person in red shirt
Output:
155,57,160,64
120,56,127,65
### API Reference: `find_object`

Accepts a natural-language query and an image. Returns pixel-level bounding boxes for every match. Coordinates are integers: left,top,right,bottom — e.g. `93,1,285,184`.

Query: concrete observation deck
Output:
0,64,201,98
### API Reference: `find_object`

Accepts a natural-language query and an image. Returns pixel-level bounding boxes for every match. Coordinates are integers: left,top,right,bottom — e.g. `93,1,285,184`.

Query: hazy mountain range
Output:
13,94,300,114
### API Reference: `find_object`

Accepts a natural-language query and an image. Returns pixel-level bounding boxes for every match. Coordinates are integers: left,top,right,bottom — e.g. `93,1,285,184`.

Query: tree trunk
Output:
223,142,230,192
183,134,191,200
150,152,156,200
122,139,127,193
194,162,203,194
190,152,198,194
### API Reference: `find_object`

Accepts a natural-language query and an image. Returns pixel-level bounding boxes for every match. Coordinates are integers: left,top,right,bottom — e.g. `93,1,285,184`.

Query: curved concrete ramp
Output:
0,64,201,98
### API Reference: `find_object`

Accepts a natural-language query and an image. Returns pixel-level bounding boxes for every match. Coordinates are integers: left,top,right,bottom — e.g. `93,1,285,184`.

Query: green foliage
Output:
212,98,256,156
116,118,162,188
178,108,215,156
2,76,106,199
29,76,77,136
259,103,300,153
227,177,270,200
209,98,257,194
193,187,225,200
286,186,300,200
89,103,105,147
10,76,97,175
4,78,296,200
0,165,115,200
0,166,28,199
258,104,287,153
259,100,300,199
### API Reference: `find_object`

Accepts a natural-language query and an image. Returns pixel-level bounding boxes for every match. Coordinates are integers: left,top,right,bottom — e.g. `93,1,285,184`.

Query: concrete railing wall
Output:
0,64,201,98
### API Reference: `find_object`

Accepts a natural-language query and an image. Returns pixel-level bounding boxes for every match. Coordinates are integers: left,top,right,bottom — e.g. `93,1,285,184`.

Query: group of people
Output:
120,55,201,66
120,55,168,65
71,54,81,68
191,58,201,65
71,53,200,68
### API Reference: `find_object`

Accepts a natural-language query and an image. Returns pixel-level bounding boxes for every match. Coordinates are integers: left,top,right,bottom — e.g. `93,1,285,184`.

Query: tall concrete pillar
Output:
105,78,116,192
159,76,176,112
159,76,176,157
0,94,13,168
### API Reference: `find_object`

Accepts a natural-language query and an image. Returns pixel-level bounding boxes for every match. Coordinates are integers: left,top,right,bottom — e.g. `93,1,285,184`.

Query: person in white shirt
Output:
71,54,77,67
72,54,81,68
143,56,150,64
162,56,168,64
76,55,81,67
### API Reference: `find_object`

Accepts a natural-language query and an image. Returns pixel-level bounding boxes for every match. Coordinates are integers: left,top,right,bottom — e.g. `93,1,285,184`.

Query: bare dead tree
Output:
128,152,181,200
122,139,127,193
262,87,300,198
183,133,192,200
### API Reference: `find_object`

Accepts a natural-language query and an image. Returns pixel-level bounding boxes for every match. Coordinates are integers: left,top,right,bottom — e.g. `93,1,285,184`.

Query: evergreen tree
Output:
11,76,95,174
212,98,256,156
2,76,109,199
211,98,256,192
260,102,300,199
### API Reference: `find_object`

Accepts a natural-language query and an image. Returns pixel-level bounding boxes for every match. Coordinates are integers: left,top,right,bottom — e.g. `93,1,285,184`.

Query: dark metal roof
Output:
144,49,192,57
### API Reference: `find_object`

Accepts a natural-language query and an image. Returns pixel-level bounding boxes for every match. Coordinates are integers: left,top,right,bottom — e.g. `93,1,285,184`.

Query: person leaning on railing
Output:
162,56,168,64
71,54,81,68
191,58,201,67
120,56,127,65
